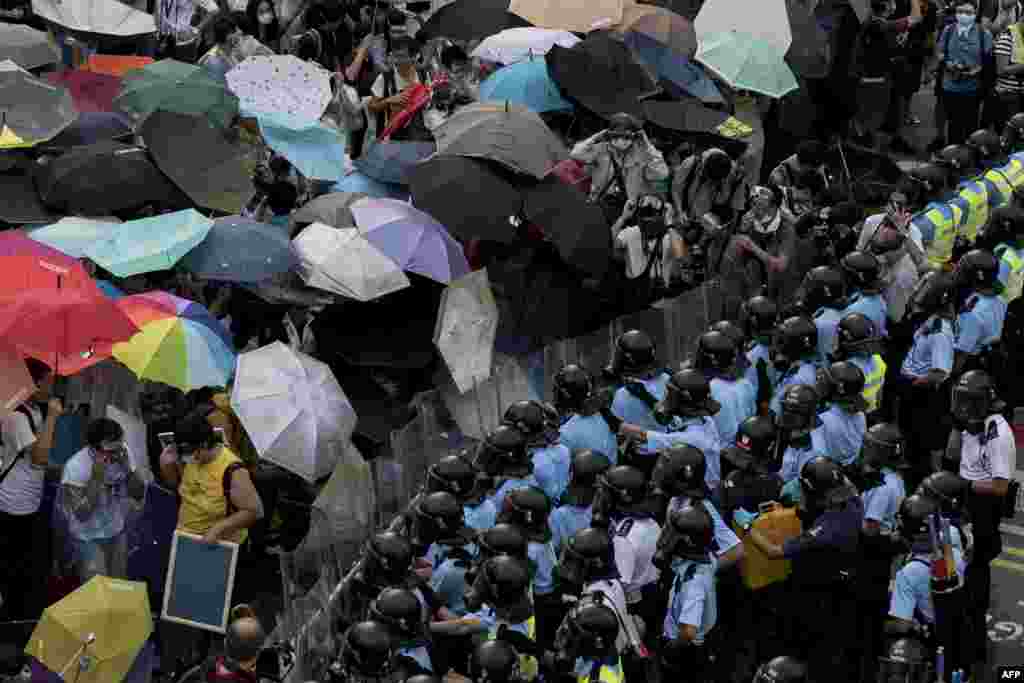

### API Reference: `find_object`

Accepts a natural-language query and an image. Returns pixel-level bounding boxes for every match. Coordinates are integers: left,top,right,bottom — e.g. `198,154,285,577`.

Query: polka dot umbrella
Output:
226,55,332,128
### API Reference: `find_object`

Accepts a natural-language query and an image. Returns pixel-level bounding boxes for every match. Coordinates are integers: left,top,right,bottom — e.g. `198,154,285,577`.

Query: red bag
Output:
379,83,431,141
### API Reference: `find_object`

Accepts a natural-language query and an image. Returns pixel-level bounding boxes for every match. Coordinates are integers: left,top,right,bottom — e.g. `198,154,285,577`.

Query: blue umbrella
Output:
353,141,436,186
258,116,348,182
479,59,573,113
328,172,409,200
83,209,215,277
624,31,723,104
28,216,121,258
179,215,297,282
97,280,125,299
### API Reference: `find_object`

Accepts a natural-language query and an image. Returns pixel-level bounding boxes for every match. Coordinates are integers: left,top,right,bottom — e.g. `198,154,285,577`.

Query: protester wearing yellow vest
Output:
159,411,264,545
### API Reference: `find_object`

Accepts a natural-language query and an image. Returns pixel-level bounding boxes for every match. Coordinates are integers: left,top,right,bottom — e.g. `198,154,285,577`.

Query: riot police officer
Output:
469,640,523,683
906,162,959,270
476,425,539,511
740,295,780,409
975,206,1024,305
607,330,673,432
802,265,849,366
767,316,819,417
411,492,475,618
953,250,1008,375
426,453,497,532
709,319,751,375
815,361,868,467
875,638,934,683
693,330,756,447
554,364,619,465
369,588,433,676
550,450,612,553
858,423,909,535
719,415,784,520
337,620,396,683
832,313,886,416
547,601,623,683
917,471,971,555
775,384,828,489
840,250,889,338
338,531,418,630
752,656,807,683
503,400,572,503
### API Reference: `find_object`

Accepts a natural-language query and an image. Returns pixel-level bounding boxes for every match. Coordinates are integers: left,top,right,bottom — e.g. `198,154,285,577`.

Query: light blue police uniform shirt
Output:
663,557,717,645
560,413,619,465
643,417,723,489
860,468,905,534
814,307,844,366
489,475,540,511
842,292,888,338
955,293,1007,354
464,499,498,532
819,404,866,467
398,644,433,672
611,372,672,432
889,548,966,624
709,376,756,448
900,315,955,379
531,443,571,503
464,605,533,639
668,497,741,556
430,554,472,615
745,342,777,398
528,539,559,596
769,361,818,417
549,504,592,554
778,427,828,484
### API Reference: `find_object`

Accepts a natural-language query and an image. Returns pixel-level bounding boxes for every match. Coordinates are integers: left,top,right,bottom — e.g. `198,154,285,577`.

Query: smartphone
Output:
158,432,176,450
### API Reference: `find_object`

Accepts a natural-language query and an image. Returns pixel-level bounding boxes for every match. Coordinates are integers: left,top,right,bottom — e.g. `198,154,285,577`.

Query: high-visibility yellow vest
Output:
1005,154,1024,189
578,660,624,683
956,180,989,245
862,354,887,413
921,203,962,268
1011,23,1024,65
997,243,1024,303
984,167,1014,210
489,617,538,680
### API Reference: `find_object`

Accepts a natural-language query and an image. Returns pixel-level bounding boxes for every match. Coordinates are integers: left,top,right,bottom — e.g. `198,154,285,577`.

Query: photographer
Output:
61,418,146,582
609,194,685,311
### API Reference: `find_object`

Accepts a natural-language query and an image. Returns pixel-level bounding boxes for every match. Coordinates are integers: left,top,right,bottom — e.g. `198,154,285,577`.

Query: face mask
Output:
258,10,274,24
610,137,633,152
957,12,975,26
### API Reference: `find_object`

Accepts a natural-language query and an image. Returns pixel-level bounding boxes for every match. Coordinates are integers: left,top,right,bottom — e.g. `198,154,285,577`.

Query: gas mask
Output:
951,385,989,434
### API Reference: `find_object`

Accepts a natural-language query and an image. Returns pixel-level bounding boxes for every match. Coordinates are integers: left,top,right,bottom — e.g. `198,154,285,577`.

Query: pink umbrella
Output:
46,69,122,113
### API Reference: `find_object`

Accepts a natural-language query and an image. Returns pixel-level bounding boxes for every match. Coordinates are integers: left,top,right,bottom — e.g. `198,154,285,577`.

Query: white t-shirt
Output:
615,226,679,284
0,404,44,515
960,414,1016,482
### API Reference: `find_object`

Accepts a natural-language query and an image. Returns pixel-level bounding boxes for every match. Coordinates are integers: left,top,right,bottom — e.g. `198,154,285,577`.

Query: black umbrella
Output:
0,172,56,225
409,156,523,244
637,0,702,20
140,110,257,215
545,31,660,119
785,0,832,79
39,112,134,151
521,176,610,279
33,140,191,216
642,99,730,135
417,0,532,41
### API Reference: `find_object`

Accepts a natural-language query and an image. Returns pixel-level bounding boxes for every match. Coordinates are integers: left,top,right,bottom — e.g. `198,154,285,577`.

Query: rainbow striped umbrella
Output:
113,291,235,391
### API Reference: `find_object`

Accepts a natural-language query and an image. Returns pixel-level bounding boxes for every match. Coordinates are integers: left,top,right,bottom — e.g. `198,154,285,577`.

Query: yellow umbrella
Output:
26,576,152,683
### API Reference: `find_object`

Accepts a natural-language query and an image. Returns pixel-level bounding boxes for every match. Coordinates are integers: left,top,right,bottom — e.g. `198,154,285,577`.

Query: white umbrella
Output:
433,269,499,394
231,342,357,483
508,0,624,32
32,0,156,36
292,222,410,301
0,24,59,70
694,0,791,53
471,27,581,64
226,55,332,127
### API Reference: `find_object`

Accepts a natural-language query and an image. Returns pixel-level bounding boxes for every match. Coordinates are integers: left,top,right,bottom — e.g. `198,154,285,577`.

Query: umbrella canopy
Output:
546,32,660,119
0,346,35,417
293,222,410,301
434,268,499,393
642,99,737,135
0,24,59,70
409,155,522,243
696,31,798,99
522,175,610,278
114,291,235,391
226,55,332,126
694,0,792,52
418,0,532,41
85,54,154,77
241,270,337,307
614,4,696,58
180,215,296,282
33,140,191,216
84,209,214,277
46,69,122,113
623,31,721,102
478,59,573,113
231,341,357,482
432,101,567,179
353,141,437,186
115,59,239,130
635,0,702,20
141,110,258,214
258,117,347,181
350,198,471,284
785,0,833,79
0,60,77,149
509,0,625,32
26,576,152,683
291,191,366,231
0,231,100,294
42,111,134,149
0,173,58,225
28,217,122,258
31,0,156,36
328,170,409,199
0,288,139,374
471,27,580,64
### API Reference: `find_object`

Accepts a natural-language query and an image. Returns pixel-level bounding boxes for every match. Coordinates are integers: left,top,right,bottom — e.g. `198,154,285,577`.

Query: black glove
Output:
599,406,623,433
496,625,539,656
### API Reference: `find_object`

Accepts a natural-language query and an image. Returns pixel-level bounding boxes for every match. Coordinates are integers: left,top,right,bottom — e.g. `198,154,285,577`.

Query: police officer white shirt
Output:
611,516,661,602
959,414,1015,483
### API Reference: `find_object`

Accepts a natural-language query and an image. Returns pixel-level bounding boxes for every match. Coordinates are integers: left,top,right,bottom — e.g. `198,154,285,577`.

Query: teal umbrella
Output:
695,31,797,99
28,217,121,258
258,115,347,182
114,59,239,130
83,209,214,277
479,59,572,113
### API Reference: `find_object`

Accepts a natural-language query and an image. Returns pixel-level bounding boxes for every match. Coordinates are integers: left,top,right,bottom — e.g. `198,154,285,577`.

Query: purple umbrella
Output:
349,198,470,285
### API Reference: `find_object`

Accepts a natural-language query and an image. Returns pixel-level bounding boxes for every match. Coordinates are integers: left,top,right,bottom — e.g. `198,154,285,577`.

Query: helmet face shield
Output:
951,385,988,425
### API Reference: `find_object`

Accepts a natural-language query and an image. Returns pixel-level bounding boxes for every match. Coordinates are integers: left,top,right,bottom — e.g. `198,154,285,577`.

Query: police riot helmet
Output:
722,414,779,473
608,112,643,135
772,316,818,363
933,143,978,175
557,527,617,587
955,248,1000,291
802,266,848,312
778,384,820,432
861,422,909,470
502,400,555,446
918,471,969,515
741,295,779,339
656,368,721,420
426,454,478,503
1005,112,1024,152
340,621,394,678
878,637,933,683
368,587,423,640
476,425,531,477
480,555,532,608
558,602,620,660
365,531,413,587
563,449,612,506
498,486,551,541
553,364,593,412
798,456,846,500
654,505,714,566
702,148,734,182
966,128,1003,165
840,250,883,292
471,640,522,683
815,361,867,411
611,329,658,376
695,330,738,372
593,465,648,526
907,271,958,318
412,491,471,549
477,523,529,562
836,312,880,357
978,205,1024,252
951,369,1005,432
906,163,950,196
896,494,940,542
753,656,807,683
651,444,706,499
710,319,746,350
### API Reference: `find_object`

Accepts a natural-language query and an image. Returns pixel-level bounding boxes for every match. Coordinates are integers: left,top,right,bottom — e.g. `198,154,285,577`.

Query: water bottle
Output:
952,668,963,683
935,646,945,683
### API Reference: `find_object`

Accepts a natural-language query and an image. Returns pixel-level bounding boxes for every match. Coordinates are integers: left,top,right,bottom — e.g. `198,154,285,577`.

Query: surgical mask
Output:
957,12,975,26
258,10,274,24
609,137,633,152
